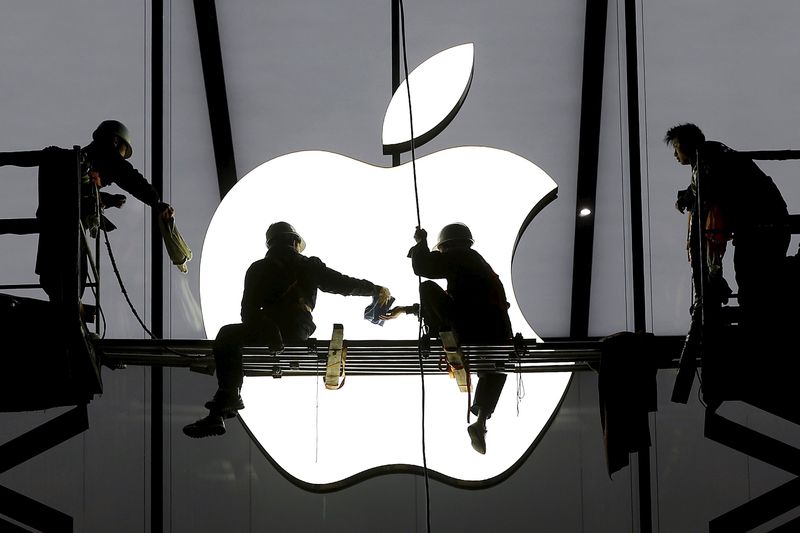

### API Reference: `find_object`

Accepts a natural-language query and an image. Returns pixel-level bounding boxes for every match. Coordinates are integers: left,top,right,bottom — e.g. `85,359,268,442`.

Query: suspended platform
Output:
94,334,686,377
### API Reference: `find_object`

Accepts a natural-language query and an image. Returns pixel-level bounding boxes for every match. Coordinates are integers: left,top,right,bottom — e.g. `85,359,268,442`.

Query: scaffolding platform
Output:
0,293,101,412
94,335,686,377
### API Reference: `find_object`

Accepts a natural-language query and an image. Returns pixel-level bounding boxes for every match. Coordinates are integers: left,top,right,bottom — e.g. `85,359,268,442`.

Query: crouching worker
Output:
183,222,391,438
383,223,512,454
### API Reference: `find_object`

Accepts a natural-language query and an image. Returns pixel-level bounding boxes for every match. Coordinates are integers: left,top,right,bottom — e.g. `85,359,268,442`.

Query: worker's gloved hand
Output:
413,227,427,244
675,187,695,214
109,194,127,208
156,202,175,221
380,304,419,320
380,306,406,320
374,286,392,307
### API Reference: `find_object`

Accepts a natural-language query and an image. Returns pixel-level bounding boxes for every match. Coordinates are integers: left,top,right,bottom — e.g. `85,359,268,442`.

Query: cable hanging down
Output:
397,0,431,531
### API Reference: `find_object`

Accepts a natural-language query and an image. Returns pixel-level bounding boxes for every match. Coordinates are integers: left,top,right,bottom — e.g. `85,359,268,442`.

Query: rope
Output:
103,228,157,339
103,227,199,359
88,184,107,338
615,0,631,330
638,1,660,527
397,1,430,531
398,2,421,227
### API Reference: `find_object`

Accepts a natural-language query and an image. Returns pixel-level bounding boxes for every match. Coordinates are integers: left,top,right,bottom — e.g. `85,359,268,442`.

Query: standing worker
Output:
0,120,175,304
183,221,392,438
665,123,790,331
383,223,512,454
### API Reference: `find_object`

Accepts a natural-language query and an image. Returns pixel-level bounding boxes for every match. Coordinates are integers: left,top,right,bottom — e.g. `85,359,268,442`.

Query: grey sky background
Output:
1,0,799,531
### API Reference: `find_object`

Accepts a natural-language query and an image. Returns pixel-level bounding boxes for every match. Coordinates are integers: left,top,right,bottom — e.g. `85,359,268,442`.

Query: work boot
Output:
182,414,225,438
204,389,244,419
467,421,487,455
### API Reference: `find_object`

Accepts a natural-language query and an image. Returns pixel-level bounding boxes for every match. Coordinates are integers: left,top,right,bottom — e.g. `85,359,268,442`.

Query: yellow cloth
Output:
158,216,192,273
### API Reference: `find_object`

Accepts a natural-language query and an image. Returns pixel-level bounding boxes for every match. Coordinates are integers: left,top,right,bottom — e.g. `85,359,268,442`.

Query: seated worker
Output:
184,221,392,438
0,120,174,305
383,223,512,454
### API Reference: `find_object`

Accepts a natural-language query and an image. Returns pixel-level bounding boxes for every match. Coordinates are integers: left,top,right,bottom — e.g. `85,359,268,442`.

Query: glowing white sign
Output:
200,44,569,489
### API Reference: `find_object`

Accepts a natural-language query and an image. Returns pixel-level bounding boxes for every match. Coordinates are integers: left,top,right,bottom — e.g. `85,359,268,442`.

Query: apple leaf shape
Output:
382,43,474,154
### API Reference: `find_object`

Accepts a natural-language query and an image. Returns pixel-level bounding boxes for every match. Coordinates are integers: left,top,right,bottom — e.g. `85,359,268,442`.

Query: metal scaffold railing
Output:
95,335,686,377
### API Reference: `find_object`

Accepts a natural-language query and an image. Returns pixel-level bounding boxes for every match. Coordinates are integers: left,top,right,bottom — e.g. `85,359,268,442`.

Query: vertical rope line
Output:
638,1,659,529
315,356,320,463
577,379,585,533
639,0,655,332
629,451,635,532
167,3,173,530
140,0,148,489
616,0,631,329
621,10,633,516
82,426,86,526
397,2,430,532
249,442,253,532
398,4,421,227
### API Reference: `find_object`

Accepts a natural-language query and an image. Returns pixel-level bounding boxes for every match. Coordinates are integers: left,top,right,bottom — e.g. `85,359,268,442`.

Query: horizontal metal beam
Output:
95,336,685,377
740,150,800,161
0,218,38,235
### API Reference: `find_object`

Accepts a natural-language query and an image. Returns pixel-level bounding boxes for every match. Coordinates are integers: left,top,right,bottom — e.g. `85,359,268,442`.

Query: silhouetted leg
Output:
734,229,790,335
466,372,506,454
185,317,283,439
418,280,455,337
470,372,507,419
213,317,283,393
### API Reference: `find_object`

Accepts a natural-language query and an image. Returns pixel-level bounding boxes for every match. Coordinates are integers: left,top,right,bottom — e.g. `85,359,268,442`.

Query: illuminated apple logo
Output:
200,44,570,490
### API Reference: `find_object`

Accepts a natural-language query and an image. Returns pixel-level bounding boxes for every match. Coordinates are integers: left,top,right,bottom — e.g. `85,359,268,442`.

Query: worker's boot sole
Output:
467,422,487,455
183,416,226,438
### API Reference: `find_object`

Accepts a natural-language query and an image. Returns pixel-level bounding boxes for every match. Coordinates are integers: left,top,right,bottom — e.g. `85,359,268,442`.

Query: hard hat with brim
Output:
435,222,474,251
93,120,133,159
266,221,306,253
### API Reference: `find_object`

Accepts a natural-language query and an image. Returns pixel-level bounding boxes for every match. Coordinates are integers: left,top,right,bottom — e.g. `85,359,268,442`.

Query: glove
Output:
675,187,695,213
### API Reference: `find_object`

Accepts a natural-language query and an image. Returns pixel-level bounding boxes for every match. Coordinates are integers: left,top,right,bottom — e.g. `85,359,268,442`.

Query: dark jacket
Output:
695,141,787,235
0,144,162,275
0,144,161,210
240,244,377,338
408,239,512,341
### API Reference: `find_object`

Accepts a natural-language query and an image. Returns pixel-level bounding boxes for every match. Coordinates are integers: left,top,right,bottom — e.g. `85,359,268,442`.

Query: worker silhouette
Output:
665,123,790,332
183,221,392,438
0,120,174,305
383,223,512,454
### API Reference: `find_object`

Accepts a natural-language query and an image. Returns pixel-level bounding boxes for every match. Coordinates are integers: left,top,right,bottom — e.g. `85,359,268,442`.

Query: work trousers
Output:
418,280,509,418
733,227,790,335
214,314,308,391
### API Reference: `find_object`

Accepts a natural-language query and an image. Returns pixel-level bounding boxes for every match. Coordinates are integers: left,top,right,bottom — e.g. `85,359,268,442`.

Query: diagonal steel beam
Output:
570,0,608,339
194,0,238,198
0,405,88,475
0,485,73,533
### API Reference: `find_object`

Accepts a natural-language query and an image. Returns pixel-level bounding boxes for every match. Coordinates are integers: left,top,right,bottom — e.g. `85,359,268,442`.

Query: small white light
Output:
579,208,592,217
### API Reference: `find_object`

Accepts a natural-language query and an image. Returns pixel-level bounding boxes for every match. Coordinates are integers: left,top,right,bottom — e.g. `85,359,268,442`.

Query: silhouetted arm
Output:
94,154,174,219
408,240,450,279
309,257,378,298
240,262,263,323
0,150,43,167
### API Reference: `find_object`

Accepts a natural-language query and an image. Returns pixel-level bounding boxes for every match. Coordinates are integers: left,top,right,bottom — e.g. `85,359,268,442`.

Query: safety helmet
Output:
435,222,474,251
92,120,133,159
266,221,306,252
